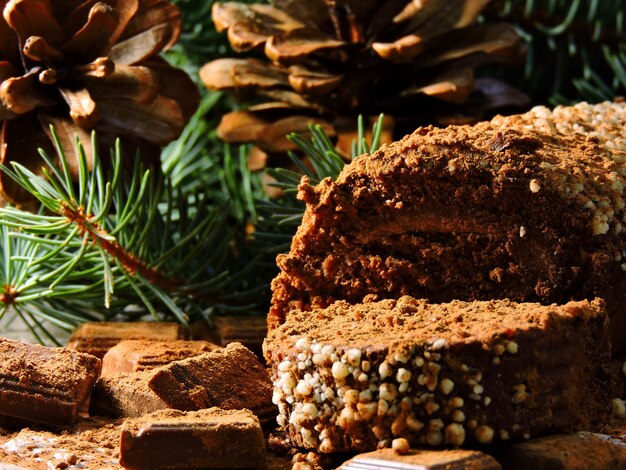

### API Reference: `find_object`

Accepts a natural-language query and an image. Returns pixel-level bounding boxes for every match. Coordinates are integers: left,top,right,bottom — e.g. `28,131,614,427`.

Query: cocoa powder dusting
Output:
0,417,123,469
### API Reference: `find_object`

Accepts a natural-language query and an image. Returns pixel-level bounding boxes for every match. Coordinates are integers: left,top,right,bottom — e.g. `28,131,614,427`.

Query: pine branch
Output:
484,0,626,104
0,114,384,343
0,128,258,340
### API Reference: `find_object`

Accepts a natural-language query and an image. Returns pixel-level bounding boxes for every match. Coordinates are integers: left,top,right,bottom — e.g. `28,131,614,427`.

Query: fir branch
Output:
484,0,626,104
0,128,252,335
0,114,384,342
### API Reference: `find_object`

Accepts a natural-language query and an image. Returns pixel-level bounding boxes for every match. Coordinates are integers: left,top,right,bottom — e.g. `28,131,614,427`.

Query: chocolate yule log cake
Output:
269,101,626,348
263,296,613,453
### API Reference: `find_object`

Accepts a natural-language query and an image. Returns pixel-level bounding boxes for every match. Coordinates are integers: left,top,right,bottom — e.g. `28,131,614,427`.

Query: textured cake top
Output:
268,296,605,353
330,101,626,239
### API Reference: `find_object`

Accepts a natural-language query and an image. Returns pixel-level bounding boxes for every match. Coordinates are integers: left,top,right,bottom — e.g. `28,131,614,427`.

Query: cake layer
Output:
264,297,613,452
269,101,626,348
0,338,101,425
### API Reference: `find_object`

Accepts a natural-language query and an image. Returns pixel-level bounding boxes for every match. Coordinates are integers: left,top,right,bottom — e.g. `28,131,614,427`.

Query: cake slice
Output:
269,101,626,348
263,296,613,452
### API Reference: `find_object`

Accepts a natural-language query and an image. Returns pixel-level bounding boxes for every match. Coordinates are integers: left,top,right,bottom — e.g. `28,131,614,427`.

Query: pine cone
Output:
201,0,527,162
0,0,200,205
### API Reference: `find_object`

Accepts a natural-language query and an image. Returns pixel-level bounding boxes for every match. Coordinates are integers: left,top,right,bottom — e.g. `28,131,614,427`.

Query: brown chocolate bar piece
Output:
0,337,101,426
90,370,167,418
195,316,267,358
119,408,266,470
148,342,276,423
67,322,184,358
101,340,219,376
340,448,501,469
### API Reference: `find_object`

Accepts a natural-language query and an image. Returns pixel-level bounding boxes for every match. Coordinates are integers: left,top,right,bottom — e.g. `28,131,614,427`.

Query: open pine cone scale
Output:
0,0,199,206
202,0,527,163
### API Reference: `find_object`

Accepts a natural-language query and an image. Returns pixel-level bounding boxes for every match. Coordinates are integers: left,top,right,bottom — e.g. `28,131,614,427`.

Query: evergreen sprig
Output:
0,128,251,340
0,114,380,343
485,0,626,104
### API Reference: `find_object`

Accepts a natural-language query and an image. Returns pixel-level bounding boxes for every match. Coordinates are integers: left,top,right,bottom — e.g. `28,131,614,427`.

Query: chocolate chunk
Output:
119,408,266,470
67,322,185,358
148,342,276,423
0,338,100,426
90,370,167,418
194,316,267,358
340,448,501,469
499,432,626,469
101,340,219,376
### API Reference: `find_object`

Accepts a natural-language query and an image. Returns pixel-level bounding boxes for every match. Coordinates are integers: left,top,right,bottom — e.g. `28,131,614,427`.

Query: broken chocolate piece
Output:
340,448,501,469
148,342,276,423
67,322,185,358
195,316,267,358
101,340,219,376
0,337,101,426
90,370,167,418
119,408,266,470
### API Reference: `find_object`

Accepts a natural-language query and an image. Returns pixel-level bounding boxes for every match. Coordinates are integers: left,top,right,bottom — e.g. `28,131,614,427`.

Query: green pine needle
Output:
0,127,265,340
485,0,626,104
